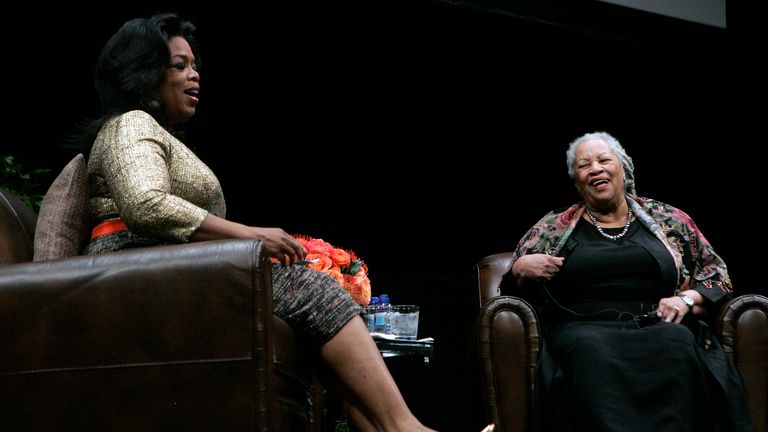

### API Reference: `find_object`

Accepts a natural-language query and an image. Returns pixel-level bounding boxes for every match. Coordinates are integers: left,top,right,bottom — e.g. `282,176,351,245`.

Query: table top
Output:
372,334,434,359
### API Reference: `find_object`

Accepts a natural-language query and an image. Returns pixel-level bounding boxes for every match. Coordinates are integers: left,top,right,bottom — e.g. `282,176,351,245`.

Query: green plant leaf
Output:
347,260,362,275
0,154,51,212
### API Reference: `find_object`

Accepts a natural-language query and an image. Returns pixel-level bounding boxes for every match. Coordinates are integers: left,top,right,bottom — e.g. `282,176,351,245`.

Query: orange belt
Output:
91,219,128,240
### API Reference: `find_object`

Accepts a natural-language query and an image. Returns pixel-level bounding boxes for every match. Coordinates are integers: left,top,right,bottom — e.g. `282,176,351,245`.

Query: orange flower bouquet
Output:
296,235,372,306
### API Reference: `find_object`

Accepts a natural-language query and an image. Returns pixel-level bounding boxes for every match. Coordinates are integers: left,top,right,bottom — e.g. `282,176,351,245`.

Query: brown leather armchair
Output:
0,187,323,431
475,252,768,432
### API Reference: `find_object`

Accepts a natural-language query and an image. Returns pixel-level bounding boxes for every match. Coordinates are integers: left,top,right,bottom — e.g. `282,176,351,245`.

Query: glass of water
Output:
390,305,419,340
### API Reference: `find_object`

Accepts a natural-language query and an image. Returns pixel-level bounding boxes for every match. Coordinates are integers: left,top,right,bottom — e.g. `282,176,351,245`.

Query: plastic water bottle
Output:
365,297,379,333
377,294,392,334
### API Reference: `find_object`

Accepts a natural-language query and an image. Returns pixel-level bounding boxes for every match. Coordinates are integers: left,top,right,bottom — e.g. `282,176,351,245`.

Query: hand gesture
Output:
512,253,564,285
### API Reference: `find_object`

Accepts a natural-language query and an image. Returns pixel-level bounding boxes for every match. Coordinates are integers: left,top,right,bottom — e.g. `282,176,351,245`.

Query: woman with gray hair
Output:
510,132,752,431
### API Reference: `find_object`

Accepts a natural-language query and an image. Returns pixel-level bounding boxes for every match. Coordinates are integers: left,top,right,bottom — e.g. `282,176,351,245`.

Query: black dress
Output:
530,218,753,432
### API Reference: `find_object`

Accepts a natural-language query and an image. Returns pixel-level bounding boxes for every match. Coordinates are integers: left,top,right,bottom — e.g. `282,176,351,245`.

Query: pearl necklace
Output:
585,207,634,240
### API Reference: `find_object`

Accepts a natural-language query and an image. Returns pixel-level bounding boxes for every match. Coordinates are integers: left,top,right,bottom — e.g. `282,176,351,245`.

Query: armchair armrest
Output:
716,294,768,432
0,239,274,431
475,252,537,432
476,296,540,432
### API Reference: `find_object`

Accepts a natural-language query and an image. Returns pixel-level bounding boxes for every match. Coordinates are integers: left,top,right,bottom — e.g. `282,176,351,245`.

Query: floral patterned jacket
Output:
511,195,732,304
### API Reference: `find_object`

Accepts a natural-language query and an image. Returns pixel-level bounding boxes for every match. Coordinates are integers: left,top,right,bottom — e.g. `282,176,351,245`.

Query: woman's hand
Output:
191,215,306,264
656,290,704,323
248,227,307,265
512,253,564,285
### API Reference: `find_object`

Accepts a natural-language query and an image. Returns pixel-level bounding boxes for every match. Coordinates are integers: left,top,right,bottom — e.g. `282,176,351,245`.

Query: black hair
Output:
68,13,198,154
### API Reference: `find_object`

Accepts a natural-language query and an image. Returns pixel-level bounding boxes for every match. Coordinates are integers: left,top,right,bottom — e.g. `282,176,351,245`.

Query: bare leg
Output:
320,316,436,432
343,400,377,432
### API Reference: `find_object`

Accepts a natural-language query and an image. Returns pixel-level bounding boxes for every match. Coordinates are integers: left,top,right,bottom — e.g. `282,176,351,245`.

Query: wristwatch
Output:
679,294,695,309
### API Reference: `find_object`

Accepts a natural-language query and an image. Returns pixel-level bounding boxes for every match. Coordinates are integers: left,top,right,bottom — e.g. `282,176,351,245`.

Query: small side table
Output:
374,336,435,425
373,336,434,366
323,336,436,431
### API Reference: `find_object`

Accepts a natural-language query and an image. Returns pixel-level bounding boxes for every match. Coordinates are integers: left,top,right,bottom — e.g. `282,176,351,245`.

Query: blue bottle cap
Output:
379,294,389,303
370,297,380,305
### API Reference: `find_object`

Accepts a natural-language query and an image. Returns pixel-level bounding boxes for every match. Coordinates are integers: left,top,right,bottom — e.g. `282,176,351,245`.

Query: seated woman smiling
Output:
510,131,753,432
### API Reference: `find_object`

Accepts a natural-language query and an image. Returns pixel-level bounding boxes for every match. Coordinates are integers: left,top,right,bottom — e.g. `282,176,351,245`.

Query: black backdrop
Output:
4,1,764,430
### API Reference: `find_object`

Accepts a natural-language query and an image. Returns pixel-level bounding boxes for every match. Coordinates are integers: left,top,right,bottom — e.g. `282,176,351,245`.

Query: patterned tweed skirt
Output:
271,264,362,345
86,231,362,345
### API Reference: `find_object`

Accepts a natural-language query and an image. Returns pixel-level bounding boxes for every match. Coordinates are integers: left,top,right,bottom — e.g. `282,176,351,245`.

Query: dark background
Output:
4,1,764,430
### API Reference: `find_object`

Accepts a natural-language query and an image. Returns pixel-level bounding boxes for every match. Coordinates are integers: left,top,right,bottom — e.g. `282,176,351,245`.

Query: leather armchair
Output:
475,252,768,432
0,188,323,431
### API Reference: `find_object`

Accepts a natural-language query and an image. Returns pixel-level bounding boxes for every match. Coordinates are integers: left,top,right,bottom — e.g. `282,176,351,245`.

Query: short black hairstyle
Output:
94,12,199,125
